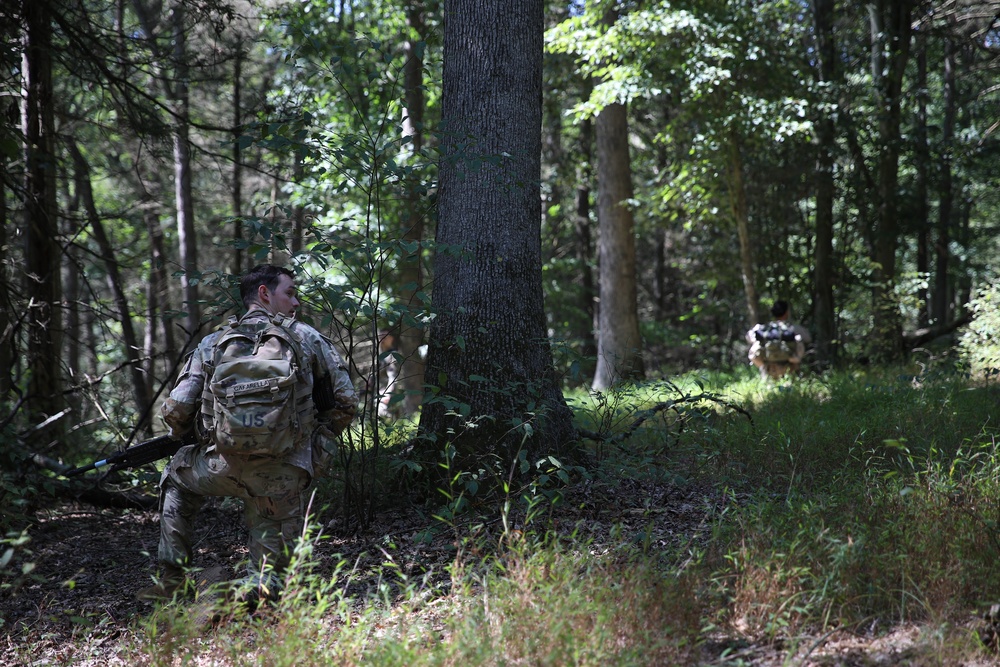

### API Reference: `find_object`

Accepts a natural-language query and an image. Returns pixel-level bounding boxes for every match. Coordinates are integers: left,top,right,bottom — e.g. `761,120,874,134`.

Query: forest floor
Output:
2,475,997,666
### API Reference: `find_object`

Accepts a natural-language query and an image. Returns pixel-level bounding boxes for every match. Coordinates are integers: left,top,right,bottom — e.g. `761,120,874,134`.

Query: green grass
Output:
694,368,1000,653
119,369,1000,664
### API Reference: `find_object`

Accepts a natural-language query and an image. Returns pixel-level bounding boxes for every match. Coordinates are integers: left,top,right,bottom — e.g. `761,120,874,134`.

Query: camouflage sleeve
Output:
311,331,358,434
160,338,213,437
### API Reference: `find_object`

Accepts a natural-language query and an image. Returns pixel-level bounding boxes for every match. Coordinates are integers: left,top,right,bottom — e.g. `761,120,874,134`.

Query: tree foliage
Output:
2,0,1000,520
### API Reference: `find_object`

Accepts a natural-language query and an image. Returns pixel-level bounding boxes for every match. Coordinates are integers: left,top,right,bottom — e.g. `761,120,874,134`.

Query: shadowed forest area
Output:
4,0,1000,664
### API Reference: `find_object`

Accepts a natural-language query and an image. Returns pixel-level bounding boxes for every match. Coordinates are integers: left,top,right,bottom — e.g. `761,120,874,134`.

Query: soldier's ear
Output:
257,283,271,305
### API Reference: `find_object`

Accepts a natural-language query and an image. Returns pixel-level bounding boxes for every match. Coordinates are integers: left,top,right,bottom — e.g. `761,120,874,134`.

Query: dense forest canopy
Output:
2,0,1000,469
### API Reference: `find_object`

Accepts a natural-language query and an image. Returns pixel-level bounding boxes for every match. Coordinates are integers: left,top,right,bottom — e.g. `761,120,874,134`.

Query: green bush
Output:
959,284,1000,378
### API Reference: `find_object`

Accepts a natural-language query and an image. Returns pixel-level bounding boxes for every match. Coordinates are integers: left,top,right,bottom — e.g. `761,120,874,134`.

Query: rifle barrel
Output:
64,433,194,478
64,459,110,477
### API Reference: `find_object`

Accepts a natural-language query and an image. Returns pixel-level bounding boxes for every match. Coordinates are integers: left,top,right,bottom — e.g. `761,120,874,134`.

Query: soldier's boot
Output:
226,570,284,614
186,566,232,631
137,564,186,602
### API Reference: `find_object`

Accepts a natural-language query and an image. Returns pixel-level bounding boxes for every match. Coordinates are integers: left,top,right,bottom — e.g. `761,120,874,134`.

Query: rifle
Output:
64,432,198,477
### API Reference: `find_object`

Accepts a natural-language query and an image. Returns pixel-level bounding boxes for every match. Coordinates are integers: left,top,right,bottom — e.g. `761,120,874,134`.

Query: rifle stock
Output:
65,432,198,477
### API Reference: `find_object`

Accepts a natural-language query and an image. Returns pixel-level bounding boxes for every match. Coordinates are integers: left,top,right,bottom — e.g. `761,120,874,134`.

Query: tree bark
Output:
574,107,598,364
170,0,200,339
933,39,955,326
592,101,645,390
0,149,12,397
21,0,63,433
869,0,912,361
232,41,244,275
728,128,760,325
812,0,837,366
418,0,576,465
914,32,930,328
144,206,176,364
291,152,305,255
64,229,81,385
395,0,428,417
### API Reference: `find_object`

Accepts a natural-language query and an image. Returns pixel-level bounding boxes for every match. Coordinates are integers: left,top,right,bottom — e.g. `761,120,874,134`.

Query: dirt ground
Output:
2,477,997,666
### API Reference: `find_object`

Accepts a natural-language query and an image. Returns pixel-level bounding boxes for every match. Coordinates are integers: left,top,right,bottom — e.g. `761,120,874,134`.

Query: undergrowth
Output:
14,368,1000,665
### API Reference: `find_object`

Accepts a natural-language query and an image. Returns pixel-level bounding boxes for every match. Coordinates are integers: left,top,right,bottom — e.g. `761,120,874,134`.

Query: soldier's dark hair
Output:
770,300,789,318
241,264,295,309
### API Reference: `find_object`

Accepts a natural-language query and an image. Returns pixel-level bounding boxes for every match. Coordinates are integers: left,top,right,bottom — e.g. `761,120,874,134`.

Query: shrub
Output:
959,284,1000,377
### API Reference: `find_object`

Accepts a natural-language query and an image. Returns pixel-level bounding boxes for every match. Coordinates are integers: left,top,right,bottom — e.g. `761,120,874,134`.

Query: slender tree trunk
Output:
291,152,305,255
21,0,63,431
64,232,80,384
654,105,672,322
592,101,645,390
268,165,283,264
233,42,244,275
591,6,643,391
728,129,760,325
914,32,930,328
418,0,576,464
145,206,177,369
143,268,157,398
169,0,200,338
957,198,971,312
812,0,837,366
574,88,597,364
0,162,12,397
869,0,912,361
933,40,955,326
394,0,428,417
70,143,152,426
60,175,81,402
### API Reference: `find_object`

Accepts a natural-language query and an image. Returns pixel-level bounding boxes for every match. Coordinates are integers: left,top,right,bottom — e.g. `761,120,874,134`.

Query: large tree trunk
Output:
69,143,152,428
728,129,760,325
869,0,912,361
933,39,955,326
812,0,837,366
21,0,63,433
592,101,645,390
418,0,576,466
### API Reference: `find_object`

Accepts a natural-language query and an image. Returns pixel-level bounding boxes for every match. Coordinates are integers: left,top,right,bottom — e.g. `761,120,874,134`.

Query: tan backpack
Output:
752,321,801,364
205,314,314,457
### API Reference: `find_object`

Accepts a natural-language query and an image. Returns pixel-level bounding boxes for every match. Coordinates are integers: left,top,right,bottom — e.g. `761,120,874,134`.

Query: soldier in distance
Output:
746,300,812,380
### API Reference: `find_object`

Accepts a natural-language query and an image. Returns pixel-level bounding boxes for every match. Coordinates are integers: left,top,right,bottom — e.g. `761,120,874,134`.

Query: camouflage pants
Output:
158,445,310,577
755,360,799,380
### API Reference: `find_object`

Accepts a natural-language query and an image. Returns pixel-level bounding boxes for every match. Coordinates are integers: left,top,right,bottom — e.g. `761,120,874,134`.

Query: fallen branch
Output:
30,452,158,510
578,392,753,447
903,313,971,349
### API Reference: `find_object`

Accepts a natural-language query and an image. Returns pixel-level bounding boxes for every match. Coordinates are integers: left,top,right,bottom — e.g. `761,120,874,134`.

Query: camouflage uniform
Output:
746,321,811,380
157,306,357,581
